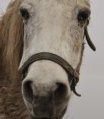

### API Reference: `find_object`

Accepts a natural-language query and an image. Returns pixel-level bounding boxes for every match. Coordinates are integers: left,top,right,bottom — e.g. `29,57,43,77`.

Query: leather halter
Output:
20,52,81,97
19,28,96,97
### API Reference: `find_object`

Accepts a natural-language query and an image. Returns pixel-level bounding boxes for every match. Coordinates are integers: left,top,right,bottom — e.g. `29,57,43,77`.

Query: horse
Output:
0,0,96,119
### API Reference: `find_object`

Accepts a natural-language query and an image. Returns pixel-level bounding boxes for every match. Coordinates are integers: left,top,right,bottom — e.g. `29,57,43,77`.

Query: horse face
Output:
19,0,90,118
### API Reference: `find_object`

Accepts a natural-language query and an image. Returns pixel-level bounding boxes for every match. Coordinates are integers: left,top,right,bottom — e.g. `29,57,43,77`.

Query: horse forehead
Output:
77,0,90,8
21,0,74,6
20,0,90,15
21,0,90,5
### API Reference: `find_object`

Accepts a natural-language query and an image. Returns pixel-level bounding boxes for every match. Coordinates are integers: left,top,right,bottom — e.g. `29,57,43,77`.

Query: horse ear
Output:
84,27,96,51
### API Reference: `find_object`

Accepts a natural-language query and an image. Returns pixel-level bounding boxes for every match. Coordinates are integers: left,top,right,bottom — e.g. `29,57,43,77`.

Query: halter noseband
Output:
20,52,81,97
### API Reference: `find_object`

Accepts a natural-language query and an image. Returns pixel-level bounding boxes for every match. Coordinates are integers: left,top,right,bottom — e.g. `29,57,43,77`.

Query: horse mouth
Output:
31,115,63,119
30,107,67,119
31,117,59,119
30,110,64,119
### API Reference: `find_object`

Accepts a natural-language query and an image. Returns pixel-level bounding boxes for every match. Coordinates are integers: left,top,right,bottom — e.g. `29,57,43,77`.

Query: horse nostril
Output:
55,83,68,100
23,80,33,102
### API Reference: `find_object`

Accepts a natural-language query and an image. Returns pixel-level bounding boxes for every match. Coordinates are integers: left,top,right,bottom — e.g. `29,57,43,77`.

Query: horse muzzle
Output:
20,52,80,118
22,79,69,118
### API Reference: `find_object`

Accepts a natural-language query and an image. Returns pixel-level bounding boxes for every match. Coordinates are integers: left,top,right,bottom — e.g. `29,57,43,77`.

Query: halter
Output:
19,27,96,97
20,52,81,97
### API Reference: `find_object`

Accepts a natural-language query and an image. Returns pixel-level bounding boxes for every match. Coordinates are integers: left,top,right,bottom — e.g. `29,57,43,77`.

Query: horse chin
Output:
23,95,68,119
27,104,67,119
31,116,63,119
30,108,67,119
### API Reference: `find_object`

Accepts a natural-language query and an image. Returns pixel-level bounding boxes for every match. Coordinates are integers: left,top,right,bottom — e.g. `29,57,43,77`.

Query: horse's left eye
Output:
77,9,90,26
20,8,30,20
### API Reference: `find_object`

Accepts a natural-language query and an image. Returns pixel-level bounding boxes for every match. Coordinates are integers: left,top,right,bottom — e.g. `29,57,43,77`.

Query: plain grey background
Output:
0,0,104,119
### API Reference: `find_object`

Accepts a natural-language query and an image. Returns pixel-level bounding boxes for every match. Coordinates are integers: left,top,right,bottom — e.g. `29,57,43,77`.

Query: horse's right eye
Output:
77,9,90,26
20,8,30,20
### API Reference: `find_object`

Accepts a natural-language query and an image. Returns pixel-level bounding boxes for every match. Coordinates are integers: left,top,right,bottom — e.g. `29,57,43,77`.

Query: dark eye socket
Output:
20,8,30,20
77,9,90,24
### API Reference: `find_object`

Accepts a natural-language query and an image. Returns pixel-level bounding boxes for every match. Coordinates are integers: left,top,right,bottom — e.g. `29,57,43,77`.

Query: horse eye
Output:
20,8,30,20
77,9,90,25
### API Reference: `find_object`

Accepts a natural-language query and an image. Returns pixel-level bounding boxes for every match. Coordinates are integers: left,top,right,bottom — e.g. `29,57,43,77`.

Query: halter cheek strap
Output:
85,27,96,51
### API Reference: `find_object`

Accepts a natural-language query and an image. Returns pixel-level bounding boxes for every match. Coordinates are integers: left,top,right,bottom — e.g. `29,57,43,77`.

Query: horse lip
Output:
31,115,59,119
30,95,67,119
32,106,55,118
32,95,55,116
31,107,66,119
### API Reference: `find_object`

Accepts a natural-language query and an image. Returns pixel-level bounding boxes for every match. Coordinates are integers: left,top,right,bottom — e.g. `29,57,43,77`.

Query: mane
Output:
0,0,23,80
0,1,30,118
